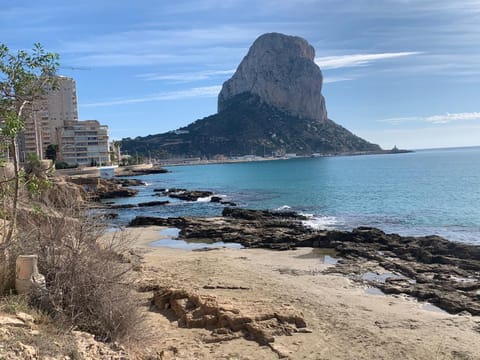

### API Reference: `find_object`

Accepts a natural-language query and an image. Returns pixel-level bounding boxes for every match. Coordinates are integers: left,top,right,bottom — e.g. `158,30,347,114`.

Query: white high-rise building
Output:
22,76,79,160
19,75,110,167
44,75,79,145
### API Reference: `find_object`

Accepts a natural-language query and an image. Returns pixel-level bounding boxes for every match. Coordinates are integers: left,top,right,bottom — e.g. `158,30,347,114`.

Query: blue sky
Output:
1,0,479,149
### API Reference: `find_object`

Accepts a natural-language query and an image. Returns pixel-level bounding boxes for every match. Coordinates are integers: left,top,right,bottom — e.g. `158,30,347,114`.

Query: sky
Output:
1,0,479,149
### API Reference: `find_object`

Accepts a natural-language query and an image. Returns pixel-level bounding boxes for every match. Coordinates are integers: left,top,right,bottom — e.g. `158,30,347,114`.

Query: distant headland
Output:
121,33,409,159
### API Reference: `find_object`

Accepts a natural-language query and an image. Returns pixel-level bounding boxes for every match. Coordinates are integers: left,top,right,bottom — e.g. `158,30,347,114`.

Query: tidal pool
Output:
151,228,243,250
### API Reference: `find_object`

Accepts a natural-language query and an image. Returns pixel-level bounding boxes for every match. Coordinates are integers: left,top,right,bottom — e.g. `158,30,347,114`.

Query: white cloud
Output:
81,85,221,107
380,112,480,125
60,27,253,67
425,112,480,124
137,69,235,82
61,27,256,54
163,0,243,13
323,76,355,83
315,52,421,70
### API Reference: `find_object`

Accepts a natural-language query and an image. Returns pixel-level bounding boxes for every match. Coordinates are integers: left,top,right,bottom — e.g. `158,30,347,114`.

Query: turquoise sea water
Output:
108,147,480,244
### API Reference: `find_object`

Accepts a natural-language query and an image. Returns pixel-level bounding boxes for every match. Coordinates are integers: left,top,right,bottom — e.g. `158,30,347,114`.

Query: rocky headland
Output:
121,33,389,159
218,33,327,122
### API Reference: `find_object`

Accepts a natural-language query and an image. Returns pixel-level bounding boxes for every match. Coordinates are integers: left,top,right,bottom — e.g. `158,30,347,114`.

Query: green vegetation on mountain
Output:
121,92,381,159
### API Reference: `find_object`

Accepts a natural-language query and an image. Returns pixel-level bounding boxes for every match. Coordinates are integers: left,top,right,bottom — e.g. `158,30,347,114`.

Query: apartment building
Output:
18,75,110,166
21,76,79,160
59,120,110,167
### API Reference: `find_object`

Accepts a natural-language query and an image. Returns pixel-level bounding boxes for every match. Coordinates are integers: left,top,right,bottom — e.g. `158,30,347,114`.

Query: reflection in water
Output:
421,303,447,314
151,227,243,250
296,248,339,265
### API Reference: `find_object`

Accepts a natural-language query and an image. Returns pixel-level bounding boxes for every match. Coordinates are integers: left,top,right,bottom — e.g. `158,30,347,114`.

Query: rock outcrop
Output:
151,287,307,346
120,33,383,158
129,208,480,316
0,312,128,359
218,32,327,122
68,177,140,200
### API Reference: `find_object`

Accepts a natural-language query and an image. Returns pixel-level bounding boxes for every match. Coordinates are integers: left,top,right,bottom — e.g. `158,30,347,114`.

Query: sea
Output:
106,146,480,245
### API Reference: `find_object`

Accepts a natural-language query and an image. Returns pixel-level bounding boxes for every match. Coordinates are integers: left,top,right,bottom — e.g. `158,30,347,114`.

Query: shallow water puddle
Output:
361,271,406,283
151,227,243,250
363,286,449,314
296,248,339,265
159,227,180,238
421,303,448,313
364,287,385,296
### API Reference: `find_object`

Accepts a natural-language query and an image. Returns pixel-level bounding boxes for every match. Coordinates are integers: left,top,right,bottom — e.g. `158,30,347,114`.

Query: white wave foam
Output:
299,212,313,217
276,205,292,211
197,196,213,202
302,216,339,230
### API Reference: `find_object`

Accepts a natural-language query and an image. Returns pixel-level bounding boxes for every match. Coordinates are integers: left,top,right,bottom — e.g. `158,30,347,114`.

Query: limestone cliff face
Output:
120,33,383,157
218,32,327,122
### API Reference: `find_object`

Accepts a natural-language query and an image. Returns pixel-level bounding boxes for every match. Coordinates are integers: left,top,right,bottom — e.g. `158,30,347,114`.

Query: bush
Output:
55,161,77,170
14,186,142,343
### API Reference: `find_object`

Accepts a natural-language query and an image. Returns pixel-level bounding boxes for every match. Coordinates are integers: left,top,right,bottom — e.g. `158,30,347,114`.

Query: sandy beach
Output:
105,226,480,359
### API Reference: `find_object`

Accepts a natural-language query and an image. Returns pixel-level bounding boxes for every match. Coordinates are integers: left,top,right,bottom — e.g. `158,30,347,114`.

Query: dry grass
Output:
1,177,144,345
18,206,143,343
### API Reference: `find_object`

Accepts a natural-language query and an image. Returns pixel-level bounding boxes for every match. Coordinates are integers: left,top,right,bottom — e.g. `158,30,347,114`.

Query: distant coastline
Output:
155,148,413,167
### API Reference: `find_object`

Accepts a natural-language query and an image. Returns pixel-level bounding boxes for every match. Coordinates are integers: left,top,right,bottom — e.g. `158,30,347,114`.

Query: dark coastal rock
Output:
170,190,213,201
154,188,214,201
128,209,480,315
220,200,237,206
129,216,188,228
109,203,138,209
130,210,312,250
113,178,146,187
153,187,186,194
99,188,139,199
222,207,308,221
138,200,170,207
68,177,139,200
109,200,170,209
210,196,237,206
116,166,168,177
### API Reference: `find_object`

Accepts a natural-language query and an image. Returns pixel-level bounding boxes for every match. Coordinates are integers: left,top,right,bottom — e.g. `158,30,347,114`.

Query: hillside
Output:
121,33,383,159
121,92,381,158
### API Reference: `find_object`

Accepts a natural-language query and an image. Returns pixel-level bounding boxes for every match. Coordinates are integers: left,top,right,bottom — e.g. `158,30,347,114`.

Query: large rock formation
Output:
218,33,327,122
120,33,383,158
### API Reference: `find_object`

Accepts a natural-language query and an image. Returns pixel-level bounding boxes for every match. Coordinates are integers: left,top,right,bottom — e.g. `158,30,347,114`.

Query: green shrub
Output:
54,161,77,169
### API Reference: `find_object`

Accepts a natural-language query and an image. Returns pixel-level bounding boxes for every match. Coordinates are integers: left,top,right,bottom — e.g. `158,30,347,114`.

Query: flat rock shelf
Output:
129,207,480,316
